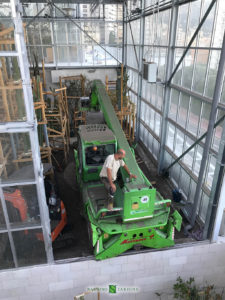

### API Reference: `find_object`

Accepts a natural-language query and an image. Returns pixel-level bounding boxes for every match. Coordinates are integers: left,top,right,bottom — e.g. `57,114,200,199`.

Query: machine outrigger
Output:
74,80,182,260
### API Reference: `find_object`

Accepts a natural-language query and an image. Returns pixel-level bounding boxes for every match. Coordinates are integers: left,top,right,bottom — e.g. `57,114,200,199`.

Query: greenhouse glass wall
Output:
124,0,225,231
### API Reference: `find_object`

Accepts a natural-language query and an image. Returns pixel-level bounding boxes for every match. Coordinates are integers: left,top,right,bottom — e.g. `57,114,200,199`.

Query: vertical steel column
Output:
135,0,145,141
122,1,126,65
11,0,54,264
158,0,179,173
203,32,225,240
211,174,225,242
29,130,54,263
50,3,58,69
203,117,225,241
190,31,225,228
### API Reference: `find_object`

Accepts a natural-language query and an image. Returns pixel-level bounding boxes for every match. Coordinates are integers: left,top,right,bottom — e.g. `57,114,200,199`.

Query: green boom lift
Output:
74,80,182,260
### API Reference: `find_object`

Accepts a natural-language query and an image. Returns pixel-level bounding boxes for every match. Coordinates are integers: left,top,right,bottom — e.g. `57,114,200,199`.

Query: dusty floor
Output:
52,142,193,261
53,149,92,260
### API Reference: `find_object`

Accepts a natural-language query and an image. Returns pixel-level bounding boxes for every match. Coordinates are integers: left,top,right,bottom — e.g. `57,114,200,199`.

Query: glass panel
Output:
105,46,118,66
143,127,148,147
117,5,123,21
27,46,43,65
183,137,194,170
176,4,189,46
37,4,51,17
164,151,172,169
82,23,92,45
187,97,202,136
158,48,167,82
149,108,155,130
40,22,52,45
205,50,220,98
94,45,106,65
173,49,183,85
177,93,190,128
143,46,152,63
3,185,40,227
212,111,225,152
174,129,184,157
171,163,181,185
192,50,209,95
198,0,215,48
189,179,197,204
139,123,144,141
160,10,170,46
182,49,195,90
130,20,140,44
85,144,115,166
99,23,106,44
169,89,179,121
140,101,146,121
132,71,138,93
145,104,149,124
179,168,191,197
199,193,209,223
205,154,216,189
142,79,147,99
153,48,160,74
0,3,12,17
155,113,161,136
23,3,37,16
151,84,156,106
57,46,69,63
0,132,35,184
69,46,83,64
13,229,47,267
127,45,138,70
212,1,225,48
105,4,120,21
147,132,153,151
0,56,26,122
200,102,211,136
83,45,93,66
186,1,201,47
0,7,14,50
193,145,203,176
145,131,150,150
144,16,151,45
26,22,41,46
166,123,175,151
156,12,162,46
145,80,151,102
0,233,14,270
118,46,122,62
67,22,82,44
43,46,54,64
145,105,151,127
55,22,67,44
153,138,159,160
106,23,118,45
156,85,164,111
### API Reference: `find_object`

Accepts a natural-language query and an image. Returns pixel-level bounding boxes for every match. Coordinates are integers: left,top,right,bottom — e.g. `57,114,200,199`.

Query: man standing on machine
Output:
100,149,137,210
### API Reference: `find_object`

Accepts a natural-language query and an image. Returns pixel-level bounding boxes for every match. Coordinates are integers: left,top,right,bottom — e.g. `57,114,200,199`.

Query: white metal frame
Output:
0,0,54,269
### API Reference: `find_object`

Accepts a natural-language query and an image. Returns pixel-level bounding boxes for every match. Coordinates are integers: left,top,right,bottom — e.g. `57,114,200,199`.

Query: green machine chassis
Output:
75,80,182,260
